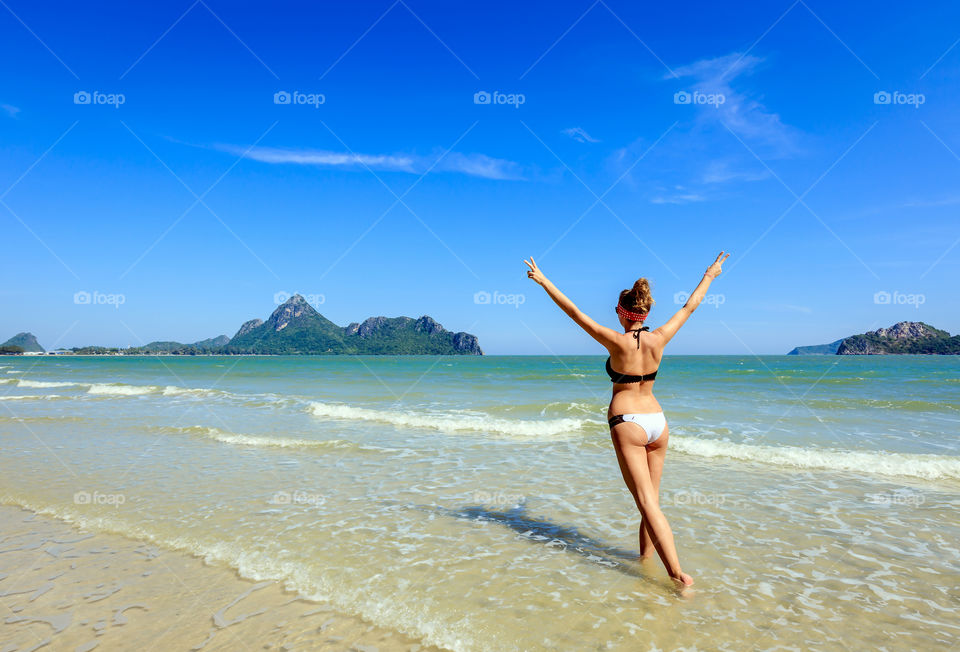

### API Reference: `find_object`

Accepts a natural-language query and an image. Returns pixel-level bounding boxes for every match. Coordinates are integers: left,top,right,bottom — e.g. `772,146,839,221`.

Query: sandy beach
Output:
0,505,438,651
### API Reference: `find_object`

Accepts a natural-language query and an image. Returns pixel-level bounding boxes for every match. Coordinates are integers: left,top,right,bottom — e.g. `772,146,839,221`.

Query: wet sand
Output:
0,505,440,651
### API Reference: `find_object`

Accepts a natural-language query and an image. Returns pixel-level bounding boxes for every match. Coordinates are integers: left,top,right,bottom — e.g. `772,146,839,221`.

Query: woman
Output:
524,251,729,587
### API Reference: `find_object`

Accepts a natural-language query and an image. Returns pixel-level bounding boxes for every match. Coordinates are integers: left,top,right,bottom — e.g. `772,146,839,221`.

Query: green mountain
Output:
127,335,231,355
787,339,844,355
836,322,959,355
1,332,44,352
225,294,482,355
789,322,959,355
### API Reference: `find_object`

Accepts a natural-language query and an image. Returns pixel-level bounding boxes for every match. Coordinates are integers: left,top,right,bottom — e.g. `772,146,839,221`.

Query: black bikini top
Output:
605,326,659,383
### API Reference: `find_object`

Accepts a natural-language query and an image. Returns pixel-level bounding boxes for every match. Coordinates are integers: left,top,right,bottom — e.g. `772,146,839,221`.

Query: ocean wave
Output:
0,394,64,401
161,385,227,398
17,379,79,388
307,401,588,437
162,425,392,453
87,383,155,396
671,435,960,481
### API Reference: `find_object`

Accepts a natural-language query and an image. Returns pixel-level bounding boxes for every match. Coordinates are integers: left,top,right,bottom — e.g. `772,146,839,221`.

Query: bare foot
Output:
670,571,694,587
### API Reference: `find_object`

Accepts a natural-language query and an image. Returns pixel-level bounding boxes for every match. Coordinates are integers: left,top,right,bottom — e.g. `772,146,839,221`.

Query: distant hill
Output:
127,335,231,355
1,332,44,352
788,322,960,355
4,296,482,356
837,322,959,355
224,294,482,355
787,339,844,356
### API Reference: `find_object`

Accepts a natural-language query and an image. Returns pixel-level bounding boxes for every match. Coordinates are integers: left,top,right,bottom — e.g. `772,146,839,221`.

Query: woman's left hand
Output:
524,257,546,286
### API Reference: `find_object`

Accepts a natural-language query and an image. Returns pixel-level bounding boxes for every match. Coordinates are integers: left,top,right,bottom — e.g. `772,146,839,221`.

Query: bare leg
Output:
611,423,692,586
639,429,667,559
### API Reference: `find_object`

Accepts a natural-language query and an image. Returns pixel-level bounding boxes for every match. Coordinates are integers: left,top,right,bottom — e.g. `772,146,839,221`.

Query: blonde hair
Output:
619,278,654,315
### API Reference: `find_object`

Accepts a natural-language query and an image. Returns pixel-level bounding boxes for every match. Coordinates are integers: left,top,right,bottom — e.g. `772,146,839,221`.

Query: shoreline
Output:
0,504,440,651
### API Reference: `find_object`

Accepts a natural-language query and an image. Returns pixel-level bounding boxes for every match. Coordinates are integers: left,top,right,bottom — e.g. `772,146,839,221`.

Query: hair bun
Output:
619,278,654,315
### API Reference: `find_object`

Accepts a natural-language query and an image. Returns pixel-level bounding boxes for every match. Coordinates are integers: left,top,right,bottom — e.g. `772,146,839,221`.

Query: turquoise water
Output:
1,355,958,650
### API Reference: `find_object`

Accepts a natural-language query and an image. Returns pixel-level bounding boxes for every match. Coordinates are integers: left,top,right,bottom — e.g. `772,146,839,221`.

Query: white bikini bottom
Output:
608,412,666,444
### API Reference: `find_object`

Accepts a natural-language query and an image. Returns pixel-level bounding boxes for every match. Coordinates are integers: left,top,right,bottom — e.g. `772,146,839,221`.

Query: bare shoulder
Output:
642,328,667,352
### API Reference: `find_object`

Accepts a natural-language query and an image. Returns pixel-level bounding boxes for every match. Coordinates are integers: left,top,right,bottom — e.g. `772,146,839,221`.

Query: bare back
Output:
607,330,664,417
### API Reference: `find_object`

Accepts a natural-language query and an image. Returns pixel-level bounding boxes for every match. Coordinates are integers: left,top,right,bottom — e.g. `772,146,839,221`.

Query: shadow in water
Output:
404,501,651,580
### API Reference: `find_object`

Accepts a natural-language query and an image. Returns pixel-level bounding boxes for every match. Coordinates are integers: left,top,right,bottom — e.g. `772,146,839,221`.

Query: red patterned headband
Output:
616,304,647,322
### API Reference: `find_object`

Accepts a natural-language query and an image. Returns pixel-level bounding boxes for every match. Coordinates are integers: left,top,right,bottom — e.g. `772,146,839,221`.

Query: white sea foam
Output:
0,394,62,401
161,385,223,398
0,498,473,652
671,435,960,481
307,401,587,437
17,380,78,388
87,383,154,396
169,425,386,452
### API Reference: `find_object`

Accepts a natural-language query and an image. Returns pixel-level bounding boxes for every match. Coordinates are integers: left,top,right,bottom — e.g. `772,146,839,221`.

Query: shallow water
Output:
1,355,958,650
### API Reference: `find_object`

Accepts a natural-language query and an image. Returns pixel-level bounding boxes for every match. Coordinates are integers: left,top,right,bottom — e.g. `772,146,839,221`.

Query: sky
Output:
1,0,958,354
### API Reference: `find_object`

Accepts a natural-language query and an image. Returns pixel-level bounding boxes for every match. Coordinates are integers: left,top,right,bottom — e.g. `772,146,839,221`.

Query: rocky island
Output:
788,321,960,355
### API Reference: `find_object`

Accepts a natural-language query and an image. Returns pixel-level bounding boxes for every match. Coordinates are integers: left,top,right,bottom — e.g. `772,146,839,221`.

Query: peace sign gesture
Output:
524,256,546,286
705,251,730,279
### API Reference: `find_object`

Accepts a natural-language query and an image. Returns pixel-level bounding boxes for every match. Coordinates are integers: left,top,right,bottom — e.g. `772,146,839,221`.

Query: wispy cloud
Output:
1,104,20,118
650,192,705,204
220,146,417,171
214,145,523,180
701,159,769,184
562,127,599,143
669,53,795,150
900,195,960,208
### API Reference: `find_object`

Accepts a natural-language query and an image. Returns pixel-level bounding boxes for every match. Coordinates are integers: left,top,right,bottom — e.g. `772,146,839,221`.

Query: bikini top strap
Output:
630,326,649,349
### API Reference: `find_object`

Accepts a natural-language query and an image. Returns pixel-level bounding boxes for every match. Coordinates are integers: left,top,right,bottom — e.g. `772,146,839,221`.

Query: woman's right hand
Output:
705,251,730,279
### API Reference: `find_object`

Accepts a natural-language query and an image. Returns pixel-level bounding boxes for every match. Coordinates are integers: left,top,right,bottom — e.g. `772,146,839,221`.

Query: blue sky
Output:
1,0,958,354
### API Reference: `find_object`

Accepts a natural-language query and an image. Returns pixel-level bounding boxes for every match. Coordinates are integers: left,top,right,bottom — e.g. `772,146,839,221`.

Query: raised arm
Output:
654,251,730,344
524,256,620,349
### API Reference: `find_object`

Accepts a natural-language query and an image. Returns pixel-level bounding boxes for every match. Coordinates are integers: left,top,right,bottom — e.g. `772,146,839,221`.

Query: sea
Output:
1,354,958,650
